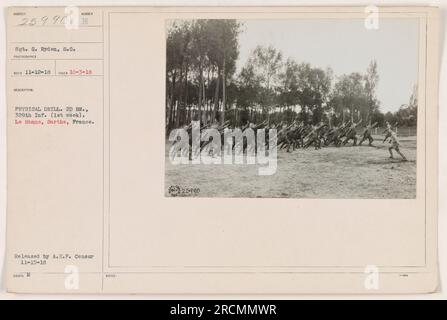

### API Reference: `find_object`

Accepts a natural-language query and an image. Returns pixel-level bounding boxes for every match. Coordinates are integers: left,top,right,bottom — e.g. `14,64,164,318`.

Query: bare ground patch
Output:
165,137,416,199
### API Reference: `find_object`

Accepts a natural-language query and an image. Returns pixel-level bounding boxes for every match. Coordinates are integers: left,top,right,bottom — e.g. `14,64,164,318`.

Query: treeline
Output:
166,20,417,131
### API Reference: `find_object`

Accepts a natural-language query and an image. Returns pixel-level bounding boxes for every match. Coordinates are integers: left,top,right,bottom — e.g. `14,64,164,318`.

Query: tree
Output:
295,63,332,123
166,20,241,130
278,58,300,110
216,20,240,125
364,60,380,122
166,21,192,131
237,63,263,123
190,20,209,123
396,84,418,126
242,45,283,124
384,111,397,125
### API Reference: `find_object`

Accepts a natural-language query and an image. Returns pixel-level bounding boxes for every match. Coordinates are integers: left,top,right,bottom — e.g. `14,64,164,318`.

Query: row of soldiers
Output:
174,118,407,161
276,119,376,151
274,119,407,160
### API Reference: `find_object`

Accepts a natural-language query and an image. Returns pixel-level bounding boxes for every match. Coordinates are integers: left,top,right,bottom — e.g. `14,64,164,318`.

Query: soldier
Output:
337,120,351,140
304,123,325,150
382,121,397,143
277,123,291,151
325,124,342,147
291,121,305,150
285,122,299,152
384,128,407,161
342,119,362,146
359,121,378,146
299,122,312,147
317,121,329,145
308,125,321,149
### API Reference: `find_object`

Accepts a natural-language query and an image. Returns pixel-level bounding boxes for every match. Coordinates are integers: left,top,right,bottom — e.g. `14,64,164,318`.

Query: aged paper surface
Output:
6,6,439,293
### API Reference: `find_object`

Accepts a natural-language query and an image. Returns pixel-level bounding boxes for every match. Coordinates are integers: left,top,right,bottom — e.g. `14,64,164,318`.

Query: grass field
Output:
165,135,417,199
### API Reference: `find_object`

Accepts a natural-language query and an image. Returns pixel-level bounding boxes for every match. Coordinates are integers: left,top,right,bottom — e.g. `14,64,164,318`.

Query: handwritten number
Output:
18,18,28,26
17,15,71,26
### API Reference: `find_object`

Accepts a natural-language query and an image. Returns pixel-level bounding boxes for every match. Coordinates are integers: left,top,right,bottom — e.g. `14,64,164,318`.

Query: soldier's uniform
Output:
293,125,305,149
285,127,297,152
308,127,321,150
382,123,393,143
359,124,376,146
386,130,407,161
327,126,342,147
343,125,358,146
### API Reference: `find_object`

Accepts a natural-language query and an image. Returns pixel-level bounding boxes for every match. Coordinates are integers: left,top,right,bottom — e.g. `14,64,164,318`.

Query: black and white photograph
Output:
165,18,419,199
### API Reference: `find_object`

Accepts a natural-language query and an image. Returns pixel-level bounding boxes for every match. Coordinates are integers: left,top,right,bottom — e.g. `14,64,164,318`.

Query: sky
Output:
236,19,420,113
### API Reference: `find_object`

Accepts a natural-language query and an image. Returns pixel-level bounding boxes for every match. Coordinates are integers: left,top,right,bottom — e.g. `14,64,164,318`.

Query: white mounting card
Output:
6,6,439,294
